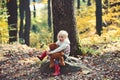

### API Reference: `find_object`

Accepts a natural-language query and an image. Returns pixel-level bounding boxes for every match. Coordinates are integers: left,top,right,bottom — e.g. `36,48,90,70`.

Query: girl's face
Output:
58,35,66,42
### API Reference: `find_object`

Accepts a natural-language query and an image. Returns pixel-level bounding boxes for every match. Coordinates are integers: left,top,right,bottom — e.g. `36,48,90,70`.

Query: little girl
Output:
37,30,70,76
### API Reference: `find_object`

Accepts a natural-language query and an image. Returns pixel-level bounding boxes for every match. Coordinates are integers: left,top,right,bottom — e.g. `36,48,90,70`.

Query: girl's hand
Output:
47,51,52,55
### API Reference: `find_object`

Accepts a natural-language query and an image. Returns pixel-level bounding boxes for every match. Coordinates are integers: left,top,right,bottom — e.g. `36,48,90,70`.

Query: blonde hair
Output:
57,30,68,39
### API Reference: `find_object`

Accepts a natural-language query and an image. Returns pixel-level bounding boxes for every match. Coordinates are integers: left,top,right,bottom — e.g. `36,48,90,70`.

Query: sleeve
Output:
55,40,59,45
49,43,68,54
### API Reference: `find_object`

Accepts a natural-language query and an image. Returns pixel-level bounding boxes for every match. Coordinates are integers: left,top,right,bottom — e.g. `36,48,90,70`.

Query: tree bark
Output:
7,0,17,43
24,0,31,46
77,0,80,9
19,0,31,46
87,0,91,6
33,0,36,18
83,0,86,3
95,0,102,36
48,0,52,31
19,0,24,40
52,0,81,56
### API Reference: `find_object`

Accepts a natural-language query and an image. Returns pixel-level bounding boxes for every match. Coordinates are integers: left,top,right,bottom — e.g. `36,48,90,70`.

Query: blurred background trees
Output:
19,0,31,46
95,0,102,36
0,0,120,55
7,0,17,43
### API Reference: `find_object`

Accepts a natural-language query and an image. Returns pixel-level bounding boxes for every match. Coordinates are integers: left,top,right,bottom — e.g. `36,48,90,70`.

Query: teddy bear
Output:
48,43,65,68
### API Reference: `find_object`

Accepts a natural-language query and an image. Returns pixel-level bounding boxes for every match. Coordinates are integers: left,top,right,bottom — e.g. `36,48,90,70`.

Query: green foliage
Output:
30,29,52,49
103,0,120,26
0,19,8,43
76,1,120,55
0,0,9,43
31,18,41,33
30,16,52,49
0,0,8,20
81,46,100,56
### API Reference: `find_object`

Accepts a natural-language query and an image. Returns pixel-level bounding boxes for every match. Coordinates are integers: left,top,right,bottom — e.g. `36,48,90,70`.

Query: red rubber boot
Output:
52,64,60,76
37,51,47,61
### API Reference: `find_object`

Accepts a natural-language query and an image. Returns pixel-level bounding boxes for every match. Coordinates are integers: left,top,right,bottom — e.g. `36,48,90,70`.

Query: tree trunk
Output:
52,0,81,56
77,0,80,9
48,0,52,31
24,0,31,46
19,0,24,40
33,0,36,18
95,0,102,36
87,0,91,6
83,0,86,3
19,0,31,46
7,0,17,43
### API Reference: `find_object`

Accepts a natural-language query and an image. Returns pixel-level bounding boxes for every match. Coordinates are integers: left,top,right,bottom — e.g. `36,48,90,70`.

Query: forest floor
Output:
0,42,120,80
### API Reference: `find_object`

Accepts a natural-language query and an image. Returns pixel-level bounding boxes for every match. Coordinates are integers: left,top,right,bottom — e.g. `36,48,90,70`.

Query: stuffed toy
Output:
49,43,65,68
